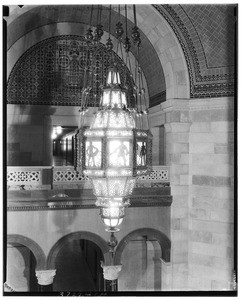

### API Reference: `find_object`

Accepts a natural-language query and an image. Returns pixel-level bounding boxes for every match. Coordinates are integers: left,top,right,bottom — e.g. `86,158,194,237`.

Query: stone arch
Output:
7,234,46,270
134,5,190,100
114,228,171,265
7,34,136,107
6,4,191,105
6,5,165,105
47,231,110,269
6,24,150,105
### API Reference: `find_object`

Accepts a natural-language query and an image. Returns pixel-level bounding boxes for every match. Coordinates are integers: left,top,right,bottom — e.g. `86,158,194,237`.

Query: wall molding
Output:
160,97,234,112
7,193,173,211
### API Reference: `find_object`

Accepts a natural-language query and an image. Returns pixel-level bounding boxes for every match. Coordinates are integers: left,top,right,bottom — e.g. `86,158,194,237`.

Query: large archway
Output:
115,228,171,264
53,239,105,292
7,234,46,269
7,234,46,291
47,231,110,269
6,5,190,105
114,228,171,291
47,231,110,292
7,35,136,107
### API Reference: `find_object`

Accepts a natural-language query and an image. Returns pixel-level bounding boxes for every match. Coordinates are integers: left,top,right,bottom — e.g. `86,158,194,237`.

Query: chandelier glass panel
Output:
74,5,152,233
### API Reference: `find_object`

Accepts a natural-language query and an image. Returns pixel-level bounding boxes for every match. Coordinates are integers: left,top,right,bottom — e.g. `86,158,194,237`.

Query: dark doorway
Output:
53,239,104,292
52,126,77,166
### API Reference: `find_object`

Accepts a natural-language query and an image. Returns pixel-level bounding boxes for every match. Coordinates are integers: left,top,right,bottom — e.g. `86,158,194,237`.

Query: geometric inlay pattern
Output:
53,170,90,182
7,35,135,106
53,166,169,183
182,4,235,68
7,171,40,183
154,4,236,98
137,169,168,181
7,166,170,188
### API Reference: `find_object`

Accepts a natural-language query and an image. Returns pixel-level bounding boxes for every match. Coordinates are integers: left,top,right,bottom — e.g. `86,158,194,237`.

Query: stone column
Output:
160,259,172,291
150,127,160,165
43,116,53,166
162,99,191,291
101,265,122,291
150,126,165,166
152,257,162,291
35,270,56,292
164,121,191,291
187,97,234,290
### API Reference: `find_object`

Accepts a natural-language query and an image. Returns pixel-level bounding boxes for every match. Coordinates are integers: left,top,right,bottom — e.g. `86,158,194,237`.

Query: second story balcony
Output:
7,166,172,211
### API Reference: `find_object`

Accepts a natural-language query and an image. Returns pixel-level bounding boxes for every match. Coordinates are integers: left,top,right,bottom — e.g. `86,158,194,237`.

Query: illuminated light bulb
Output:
101,206,125,232
51,132,57,139
112,91,120,105
103,218,123,228
56,126,62,134
121,92,127,106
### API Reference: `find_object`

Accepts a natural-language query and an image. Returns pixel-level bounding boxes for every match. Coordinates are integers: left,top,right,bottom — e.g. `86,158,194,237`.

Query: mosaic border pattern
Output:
154,4,235,98
7,35,135,106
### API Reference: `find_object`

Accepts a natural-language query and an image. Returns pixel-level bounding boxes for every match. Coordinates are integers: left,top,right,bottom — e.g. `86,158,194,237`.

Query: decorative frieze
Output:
7,170,41,184
53,168,90,183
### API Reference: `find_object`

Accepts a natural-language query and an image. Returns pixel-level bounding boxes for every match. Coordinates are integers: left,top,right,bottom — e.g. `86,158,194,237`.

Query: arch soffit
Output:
7,234,46,270
134,5,190,99
114,228,171,265
47,231,109,269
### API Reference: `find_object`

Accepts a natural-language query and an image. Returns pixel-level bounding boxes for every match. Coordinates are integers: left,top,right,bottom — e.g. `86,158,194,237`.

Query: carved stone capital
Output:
35,270,56,285
101,265,122,281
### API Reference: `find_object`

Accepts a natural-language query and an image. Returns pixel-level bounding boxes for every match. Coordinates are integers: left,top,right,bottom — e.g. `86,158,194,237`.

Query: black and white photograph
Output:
2,1,237,296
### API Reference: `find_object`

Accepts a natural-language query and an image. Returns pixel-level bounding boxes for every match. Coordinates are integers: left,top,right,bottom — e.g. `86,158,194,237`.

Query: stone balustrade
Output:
7,166,52,190
7,165,170,191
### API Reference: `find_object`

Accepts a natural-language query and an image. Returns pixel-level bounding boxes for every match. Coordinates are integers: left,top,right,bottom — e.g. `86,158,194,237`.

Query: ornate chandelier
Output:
74,5,152,233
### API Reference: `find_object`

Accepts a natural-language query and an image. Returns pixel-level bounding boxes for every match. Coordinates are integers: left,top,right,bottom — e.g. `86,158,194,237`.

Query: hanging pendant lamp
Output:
75,5,152,232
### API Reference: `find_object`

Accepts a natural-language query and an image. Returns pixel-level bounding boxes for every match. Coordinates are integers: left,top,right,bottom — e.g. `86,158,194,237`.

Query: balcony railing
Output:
7,166,52,190
7,165,170,190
